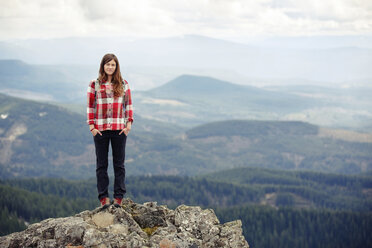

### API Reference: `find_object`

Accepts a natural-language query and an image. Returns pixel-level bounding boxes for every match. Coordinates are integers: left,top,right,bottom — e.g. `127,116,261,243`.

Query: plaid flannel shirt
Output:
87,79,133,131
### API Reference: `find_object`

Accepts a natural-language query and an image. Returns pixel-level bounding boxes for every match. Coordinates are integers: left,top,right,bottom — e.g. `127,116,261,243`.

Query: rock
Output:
91,212,115,228
0,198,249,248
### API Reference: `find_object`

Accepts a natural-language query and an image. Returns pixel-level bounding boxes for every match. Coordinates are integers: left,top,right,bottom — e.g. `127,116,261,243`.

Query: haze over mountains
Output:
1,35,371,89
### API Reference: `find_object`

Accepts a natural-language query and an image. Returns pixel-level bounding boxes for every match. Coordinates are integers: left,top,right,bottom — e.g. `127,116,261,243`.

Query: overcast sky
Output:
1,0,371,42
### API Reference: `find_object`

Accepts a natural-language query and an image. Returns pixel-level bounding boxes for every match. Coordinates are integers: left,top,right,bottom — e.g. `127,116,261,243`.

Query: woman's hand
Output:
119,122,131,136
91,129,102,136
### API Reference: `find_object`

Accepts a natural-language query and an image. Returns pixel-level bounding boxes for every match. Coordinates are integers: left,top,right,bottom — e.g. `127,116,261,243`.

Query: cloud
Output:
0,0,371,41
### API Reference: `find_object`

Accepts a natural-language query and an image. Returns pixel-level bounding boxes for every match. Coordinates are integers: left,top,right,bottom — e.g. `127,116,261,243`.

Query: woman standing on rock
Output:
87,53,133,208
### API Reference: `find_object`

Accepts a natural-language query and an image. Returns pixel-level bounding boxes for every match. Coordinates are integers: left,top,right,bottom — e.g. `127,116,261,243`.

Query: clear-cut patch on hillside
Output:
0,123,27,164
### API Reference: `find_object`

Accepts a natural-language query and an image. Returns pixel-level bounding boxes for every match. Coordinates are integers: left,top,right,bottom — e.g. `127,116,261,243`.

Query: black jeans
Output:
93,130,127,200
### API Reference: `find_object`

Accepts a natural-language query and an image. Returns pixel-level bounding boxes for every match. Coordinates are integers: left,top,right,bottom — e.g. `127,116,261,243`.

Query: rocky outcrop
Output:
0,199,249,248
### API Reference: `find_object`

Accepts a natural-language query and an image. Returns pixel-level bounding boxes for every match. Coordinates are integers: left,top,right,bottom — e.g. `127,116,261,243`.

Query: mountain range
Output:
1,59,371,131
1,35,371,84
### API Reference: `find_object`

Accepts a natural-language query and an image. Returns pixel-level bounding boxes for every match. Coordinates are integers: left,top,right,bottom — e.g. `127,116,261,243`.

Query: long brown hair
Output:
98,53,124,97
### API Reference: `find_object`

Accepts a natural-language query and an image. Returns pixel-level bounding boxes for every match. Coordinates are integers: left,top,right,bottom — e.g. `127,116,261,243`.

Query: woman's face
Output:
104,59,116,76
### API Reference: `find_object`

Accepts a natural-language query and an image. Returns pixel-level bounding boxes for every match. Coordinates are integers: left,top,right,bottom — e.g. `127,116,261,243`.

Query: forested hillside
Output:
4,169,371,212
1,93,372,178
183,120,372,174
0,93,92,178
216,205,372,248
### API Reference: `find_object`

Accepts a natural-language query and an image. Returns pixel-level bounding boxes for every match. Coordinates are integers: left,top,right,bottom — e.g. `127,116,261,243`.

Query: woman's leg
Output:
94,131,110,200
111,130,127,199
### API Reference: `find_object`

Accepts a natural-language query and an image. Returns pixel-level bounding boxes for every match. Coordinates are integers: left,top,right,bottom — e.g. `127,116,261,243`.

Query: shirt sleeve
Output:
87,80,96,125
124,80,134,124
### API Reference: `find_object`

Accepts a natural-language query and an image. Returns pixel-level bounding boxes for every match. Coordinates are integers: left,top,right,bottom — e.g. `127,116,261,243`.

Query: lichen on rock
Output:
0,198,249,248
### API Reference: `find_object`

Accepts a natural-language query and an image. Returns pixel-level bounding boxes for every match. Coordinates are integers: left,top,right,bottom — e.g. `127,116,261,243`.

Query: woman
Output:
87,53,133,208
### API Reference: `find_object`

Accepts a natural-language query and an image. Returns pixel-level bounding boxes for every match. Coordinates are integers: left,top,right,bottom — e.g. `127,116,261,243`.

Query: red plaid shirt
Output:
87,79,133,131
